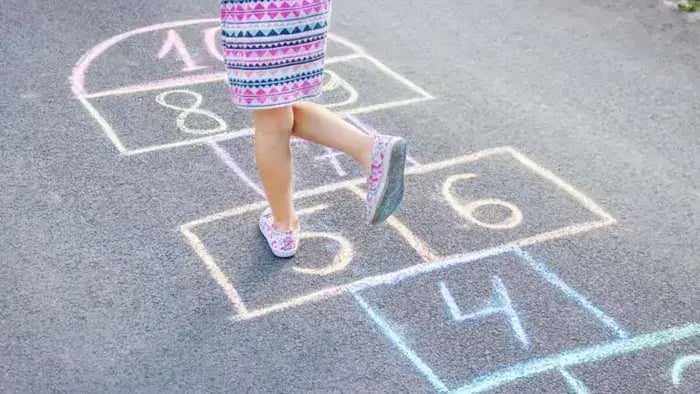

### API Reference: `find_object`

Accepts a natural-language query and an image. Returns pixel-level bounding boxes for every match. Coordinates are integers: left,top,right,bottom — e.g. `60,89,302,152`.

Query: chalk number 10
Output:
157,28,223,72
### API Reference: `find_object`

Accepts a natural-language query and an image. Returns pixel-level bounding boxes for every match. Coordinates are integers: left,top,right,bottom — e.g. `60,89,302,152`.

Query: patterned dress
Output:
220,0,332,109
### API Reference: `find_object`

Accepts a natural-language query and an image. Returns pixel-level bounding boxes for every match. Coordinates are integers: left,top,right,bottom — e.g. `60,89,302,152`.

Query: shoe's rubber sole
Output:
368,138,407,225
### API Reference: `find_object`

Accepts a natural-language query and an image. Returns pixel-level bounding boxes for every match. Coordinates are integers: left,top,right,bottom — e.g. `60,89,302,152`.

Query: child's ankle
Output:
274,215,299,232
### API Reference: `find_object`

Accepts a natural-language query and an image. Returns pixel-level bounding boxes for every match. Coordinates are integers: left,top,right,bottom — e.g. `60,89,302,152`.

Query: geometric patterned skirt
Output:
220,0,332,109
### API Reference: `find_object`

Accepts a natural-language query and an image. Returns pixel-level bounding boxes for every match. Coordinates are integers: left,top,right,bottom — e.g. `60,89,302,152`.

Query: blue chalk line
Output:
439,277,530,349
353,292,450,393
452,322,700,393
512,247,630,339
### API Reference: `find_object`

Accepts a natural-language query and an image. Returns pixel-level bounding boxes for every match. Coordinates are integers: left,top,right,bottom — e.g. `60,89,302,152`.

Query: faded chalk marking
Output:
181,225,249,315
82,55,363,100
322,69,359,108
156,90,227,135
293,204,355,276
208,141,265,198
513,248,630,339
346,184,439,262
294,232,354,276
671,354,700,387
203,26,224,62
157,29,207,72
503,147,616,225
354,293,449,393
439,277,530,348
328,33,435,100
452,323,700,393
315,147,347,177
558,368,592,394
83,72,229,99
442,173,524,230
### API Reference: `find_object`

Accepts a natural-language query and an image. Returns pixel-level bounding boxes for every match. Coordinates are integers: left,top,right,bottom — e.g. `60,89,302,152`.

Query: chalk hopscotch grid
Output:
180,146,617,321
71,19,435,156
353,249,700,393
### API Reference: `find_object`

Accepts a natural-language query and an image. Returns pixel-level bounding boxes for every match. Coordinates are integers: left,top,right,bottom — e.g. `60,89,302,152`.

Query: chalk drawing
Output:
354,292,450,393
71,19,434,155
294,232,354,276
202,26,224,62
155,89,227,135
208,141,266,198
671,354,700,387
558,368,592,394
346,184,439,262
512,248,630,339
315,147,348,177
439,277,530,348
180,147,616,321
284,204,355,276
357,282,700,393
452,323,700,393
157,29,207,72
443,173,524,230
321,69,359,108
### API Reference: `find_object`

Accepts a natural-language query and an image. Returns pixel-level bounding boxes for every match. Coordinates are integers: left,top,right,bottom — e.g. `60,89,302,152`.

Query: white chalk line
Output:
118,97,432,156
208,141,265,198
82,53,364,100
178,147,617,321
346,184,439,262
181,224,250,315
503,147,616,225
77,96,128,154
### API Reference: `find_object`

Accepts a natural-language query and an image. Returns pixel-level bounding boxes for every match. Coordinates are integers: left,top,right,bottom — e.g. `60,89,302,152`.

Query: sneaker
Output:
366,135,407,225
258,207,300,258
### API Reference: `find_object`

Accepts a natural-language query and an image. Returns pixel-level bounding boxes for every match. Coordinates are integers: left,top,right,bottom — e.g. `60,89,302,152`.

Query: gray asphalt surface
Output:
2,0,699,393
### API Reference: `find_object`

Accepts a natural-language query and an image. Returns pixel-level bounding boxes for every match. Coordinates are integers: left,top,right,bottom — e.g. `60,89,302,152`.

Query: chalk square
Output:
182,187,425,320
353,251,628,392
392,147,616,260
181,146,617,321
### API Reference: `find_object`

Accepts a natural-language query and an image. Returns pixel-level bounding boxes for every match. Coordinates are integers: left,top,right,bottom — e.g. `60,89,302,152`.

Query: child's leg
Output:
291,101,407,225
252,106,298,231
291,102,374,173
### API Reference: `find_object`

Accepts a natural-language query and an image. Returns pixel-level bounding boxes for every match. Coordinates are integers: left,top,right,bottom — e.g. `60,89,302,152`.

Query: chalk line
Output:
513,248,630,339
354,293,449,393
208,141,265,198
83,54,364,99
558,368,593,394
452,322,700,393
671,354,700,387
181,225,249,315
439,277,530,349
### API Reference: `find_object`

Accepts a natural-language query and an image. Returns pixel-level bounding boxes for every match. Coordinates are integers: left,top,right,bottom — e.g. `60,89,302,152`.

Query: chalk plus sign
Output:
315,147,347,177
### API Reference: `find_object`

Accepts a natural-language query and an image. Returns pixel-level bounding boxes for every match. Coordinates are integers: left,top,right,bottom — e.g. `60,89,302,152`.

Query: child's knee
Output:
252,106,293,134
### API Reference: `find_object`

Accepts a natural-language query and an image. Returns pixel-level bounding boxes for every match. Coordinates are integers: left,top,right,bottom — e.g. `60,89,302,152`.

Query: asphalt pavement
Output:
1,0,699,392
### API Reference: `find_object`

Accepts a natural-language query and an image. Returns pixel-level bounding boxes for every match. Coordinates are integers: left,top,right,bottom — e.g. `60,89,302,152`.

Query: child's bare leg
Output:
291,102,374,173
252,106,298,231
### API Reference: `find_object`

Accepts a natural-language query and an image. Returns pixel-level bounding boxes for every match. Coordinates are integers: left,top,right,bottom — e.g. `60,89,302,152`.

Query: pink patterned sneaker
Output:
366,134,407,225
258,207,300,258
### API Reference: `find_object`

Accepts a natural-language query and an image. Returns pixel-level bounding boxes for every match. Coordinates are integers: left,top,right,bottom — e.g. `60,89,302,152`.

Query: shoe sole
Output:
368,138,407,225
